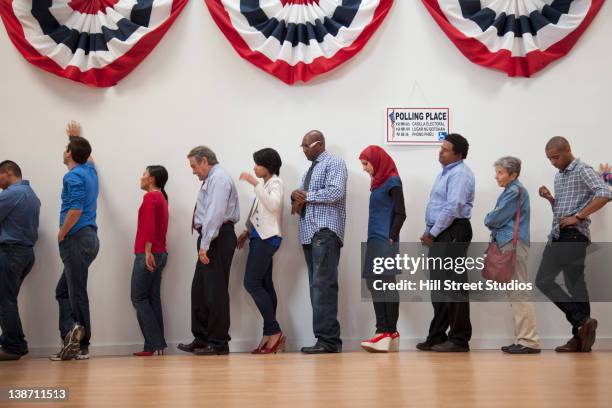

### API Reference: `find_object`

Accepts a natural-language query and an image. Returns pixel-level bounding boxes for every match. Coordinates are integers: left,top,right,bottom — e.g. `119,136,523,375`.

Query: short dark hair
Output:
0,160,22,178
67,136,92,164
253,148,282,176
445,133,469,159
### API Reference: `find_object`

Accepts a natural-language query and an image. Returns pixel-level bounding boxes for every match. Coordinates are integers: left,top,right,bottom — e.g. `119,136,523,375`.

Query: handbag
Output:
482,187,522,283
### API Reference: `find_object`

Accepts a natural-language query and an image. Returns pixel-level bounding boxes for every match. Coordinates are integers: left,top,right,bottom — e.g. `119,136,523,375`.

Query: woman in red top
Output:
131,166,169,356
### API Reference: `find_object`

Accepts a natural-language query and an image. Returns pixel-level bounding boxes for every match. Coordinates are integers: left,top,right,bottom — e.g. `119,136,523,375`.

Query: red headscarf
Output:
359,145,400,191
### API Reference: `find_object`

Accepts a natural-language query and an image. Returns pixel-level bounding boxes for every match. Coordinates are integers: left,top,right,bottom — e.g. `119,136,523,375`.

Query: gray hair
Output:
494,156,521,177
187,146,218,165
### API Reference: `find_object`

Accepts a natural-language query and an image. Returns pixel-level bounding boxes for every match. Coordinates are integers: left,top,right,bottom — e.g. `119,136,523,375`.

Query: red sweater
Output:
134,191,169,254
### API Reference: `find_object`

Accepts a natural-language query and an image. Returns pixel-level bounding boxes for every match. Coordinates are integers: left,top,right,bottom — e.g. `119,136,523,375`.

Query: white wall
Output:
1,1,610,355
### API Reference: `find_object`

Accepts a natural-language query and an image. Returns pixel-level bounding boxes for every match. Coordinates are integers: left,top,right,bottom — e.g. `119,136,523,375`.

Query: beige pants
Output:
500,241,540,349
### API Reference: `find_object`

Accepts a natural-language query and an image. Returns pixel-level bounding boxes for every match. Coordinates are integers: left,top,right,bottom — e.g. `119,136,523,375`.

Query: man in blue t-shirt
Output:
0,161,40,361
50,121,100,362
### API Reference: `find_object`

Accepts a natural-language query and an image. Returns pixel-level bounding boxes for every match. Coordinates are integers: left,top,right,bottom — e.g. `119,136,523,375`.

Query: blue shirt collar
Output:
560,158,580,174
442,159,463,173
7,180,29,189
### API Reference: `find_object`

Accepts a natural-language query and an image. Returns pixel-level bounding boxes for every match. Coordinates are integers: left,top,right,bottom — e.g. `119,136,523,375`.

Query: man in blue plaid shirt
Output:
291,130,347,354
536,137,611,353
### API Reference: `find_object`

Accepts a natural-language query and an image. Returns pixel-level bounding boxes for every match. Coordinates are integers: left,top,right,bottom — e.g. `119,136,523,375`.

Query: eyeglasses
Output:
300,140,321,150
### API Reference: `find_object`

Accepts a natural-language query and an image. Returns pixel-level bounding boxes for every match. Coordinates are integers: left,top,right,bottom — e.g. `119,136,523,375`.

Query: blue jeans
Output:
302,228,342,350
131,253,168,351
0,245,35,355
56,227,99,347
244,238,280,336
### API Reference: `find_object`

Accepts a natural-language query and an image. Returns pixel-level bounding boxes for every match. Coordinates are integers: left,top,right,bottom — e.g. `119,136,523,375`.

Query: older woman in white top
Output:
238,148,285,354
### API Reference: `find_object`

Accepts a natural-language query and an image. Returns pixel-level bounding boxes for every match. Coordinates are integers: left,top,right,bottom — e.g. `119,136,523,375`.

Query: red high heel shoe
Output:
133,350,164,357
261,334,285,354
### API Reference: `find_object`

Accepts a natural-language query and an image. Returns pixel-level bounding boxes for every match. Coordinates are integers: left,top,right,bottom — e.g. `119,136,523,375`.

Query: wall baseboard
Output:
25,337,612,358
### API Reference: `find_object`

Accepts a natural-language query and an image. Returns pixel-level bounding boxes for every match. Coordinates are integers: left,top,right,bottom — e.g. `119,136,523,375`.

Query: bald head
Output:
301,130,326,161
546,136,571,153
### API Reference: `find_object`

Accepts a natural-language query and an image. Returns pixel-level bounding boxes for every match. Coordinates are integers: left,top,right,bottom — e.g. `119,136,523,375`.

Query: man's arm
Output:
0,190,19,224
66,120,94,163
198,177,232,252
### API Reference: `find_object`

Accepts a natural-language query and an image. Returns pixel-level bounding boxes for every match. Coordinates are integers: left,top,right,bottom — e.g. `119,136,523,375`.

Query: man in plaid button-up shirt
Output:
291,130,347,354
536,137,611,353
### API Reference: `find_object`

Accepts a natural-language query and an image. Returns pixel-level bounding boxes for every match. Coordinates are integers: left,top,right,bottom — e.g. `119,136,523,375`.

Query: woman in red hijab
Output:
359,145,406,353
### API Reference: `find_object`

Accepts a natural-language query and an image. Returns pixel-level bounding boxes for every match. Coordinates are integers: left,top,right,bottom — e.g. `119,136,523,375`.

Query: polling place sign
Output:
386,108,450,145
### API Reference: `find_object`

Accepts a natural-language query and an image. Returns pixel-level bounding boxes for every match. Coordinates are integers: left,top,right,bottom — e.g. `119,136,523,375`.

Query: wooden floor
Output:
1,351,611,407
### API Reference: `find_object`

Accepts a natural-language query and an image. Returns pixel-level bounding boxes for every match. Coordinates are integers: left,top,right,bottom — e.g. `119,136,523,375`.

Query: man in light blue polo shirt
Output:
0,161,40,361
50,121,100,362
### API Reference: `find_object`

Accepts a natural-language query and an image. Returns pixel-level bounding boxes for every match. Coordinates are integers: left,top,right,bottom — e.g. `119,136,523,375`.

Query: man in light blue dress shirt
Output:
418,134,475,353
178,146,239,356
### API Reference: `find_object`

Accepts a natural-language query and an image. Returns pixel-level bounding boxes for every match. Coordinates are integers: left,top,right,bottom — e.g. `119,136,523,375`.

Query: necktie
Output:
301,161,318,219
191,181,206,234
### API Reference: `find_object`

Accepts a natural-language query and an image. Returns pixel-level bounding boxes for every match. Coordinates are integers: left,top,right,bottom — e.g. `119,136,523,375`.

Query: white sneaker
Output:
75,348,90,360
49,324,84,361
361,333,392,353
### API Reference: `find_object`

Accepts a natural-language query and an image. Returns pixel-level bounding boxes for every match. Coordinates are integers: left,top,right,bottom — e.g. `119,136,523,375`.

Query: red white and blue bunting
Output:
0,0,188,87
204,0,394,84
422,0,604,77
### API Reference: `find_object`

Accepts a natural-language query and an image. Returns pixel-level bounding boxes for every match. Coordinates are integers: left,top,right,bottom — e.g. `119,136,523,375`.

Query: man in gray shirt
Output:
178,146,239,356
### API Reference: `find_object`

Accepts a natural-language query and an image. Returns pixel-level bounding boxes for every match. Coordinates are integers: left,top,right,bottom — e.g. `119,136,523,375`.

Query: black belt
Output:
196,221,235,235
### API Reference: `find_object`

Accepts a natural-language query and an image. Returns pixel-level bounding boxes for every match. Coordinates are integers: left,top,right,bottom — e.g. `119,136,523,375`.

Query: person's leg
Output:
205,226,235,346
0,248,34,355
382,275,400,333
263,254,279,319
535,232,588,336
244,239,280,336
150,253,168,350
61,228,99,348
190,235,208,343
559,235,590,337
446,222,473,348
56,241,75,341
308,229,342,350
425,236,451,345
506,242,540,349
366,279,390,333
131,254,165,352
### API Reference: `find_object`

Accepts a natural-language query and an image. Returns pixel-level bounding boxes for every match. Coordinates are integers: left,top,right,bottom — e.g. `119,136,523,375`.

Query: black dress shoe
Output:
501,343,516,352
193,345,229,356
416,341,435,351
578,318,598,352
504,344,541,354
177,339,207,353
431,341,469,352
300,344,341,354
0,348,22,361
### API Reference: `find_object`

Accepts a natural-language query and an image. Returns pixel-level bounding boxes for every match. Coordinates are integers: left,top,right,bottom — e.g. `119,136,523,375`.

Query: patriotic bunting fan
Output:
422,0,604,77
205,0,394,84
0,0,188,87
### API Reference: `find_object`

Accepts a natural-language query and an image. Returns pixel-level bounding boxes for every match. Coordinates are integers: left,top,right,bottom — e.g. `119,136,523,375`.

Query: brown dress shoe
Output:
555,337,581,352
578,318,598,352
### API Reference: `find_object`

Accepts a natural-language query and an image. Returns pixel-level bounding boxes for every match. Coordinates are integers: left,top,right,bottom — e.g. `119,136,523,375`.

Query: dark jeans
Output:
244,238,281,336
302,228,342,350
0,245,35,355
426,219,473,348
535,227,590,337
56,227,99,347
192,223,237,347
131,253,168,351
366,277,399,333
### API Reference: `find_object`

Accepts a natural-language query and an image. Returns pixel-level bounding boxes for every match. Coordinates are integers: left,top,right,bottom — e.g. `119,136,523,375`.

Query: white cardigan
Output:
245,175,284,239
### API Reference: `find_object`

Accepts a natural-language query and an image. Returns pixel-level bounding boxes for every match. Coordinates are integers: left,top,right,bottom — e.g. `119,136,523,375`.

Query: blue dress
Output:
362,177,403,278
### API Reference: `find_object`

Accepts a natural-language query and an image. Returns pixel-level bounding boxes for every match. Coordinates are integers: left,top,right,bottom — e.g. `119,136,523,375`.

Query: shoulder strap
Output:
512,186,522,246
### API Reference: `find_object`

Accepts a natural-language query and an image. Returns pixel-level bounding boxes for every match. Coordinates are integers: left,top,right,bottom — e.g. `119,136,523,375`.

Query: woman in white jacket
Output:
238,148,285,354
